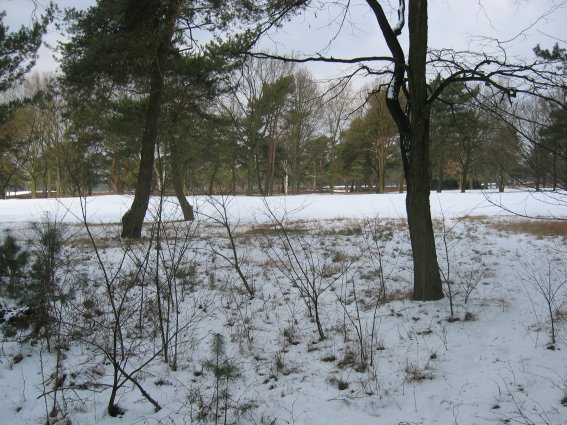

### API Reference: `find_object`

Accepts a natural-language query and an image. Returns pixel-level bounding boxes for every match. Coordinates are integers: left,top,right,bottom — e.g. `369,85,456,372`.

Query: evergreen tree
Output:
0,233,29,294
0,7,52,196
539,107,567,190
0,8,52,96
61,0,255,237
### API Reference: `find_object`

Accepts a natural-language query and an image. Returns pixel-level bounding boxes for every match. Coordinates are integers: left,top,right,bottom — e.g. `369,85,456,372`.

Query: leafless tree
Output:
252,0,565,300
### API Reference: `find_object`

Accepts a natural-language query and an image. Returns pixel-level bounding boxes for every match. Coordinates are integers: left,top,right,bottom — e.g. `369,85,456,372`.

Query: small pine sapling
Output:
25,218,71,346
204,333,241,425
0,232,29,296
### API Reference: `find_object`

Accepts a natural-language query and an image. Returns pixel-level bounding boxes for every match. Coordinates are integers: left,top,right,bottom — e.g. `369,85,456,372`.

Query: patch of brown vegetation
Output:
240,221,309,236
490,219,567,239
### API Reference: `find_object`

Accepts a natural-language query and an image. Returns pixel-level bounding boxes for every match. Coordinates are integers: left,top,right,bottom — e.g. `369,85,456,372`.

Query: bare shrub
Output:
201,195,255,297
261,200,355,341
521,253,566,347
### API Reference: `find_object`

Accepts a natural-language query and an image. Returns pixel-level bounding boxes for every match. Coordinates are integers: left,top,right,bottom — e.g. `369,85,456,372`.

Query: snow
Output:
1,190,566,425
0,189,565,225
392,0,406,35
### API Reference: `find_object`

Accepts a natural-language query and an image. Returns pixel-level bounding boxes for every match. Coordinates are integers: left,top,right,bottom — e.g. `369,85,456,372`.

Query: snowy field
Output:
0,189,566,225
0,190,566,425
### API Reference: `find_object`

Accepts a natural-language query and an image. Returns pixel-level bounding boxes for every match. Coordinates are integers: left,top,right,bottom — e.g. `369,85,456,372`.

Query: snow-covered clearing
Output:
1,190,566,425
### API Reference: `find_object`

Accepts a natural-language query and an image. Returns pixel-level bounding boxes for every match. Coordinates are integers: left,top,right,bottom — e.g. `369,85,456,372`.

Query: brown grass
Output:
240,221,309,236
490,219,567,239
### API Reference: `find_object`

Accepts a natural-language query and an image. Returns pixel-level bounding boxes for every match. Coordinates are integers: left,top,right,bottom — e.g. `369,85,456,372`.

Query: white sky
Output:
1,0,566,82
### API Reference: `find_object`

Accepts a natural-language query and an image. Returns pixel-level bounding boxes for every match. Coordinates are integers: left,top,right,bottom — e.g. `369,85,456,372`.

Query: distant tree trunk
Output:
436,164,444,192
265,137,277,195
377,157,386,193
460,164,468,193
31,176,37,199
563,149,567,190
255,154,264,194
110,157,125,194
231,157,236,194
121,0,180,238
551,154,557,190
208,164,218,195
56,160,62,197
246,153,254,195
170,138,194,221
281,160,289,195
46,168,51,198
498,168,505,192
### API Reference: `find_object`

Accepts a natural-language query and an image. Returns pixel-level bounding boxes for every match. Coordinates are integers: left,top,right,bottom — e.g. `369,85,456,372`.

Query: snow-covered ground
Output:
0,189,566,225
1,190,566,425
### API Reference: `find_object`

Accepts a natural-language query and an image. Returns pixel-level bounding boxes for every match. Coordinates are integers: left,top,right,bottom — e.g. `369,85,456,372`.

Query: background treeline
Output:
0,56,565,199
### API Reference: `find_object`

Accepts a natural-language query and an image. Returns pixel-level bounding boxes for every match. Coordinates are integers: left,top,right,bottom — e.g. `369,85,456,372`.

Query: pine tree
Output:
0,233,29,294
61,0,270,237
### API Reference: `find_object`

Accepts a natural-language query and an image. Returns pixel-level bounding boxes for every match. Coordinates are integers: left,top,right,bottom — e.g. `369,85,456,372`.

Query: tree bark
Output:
110,157,125,194
367,0,443,301
121,0,180,238
245,150,254,195
168,135,194,220
436,163,444,192
460,163,468,193
407,0,444,300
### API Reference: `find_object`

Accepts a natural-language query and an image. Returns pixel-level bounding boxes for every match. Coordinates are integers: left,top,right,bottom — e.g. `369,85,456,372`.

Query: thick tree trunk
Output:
367,0,442,300
120,73,163,237
121,1,180,238
407,0,443,301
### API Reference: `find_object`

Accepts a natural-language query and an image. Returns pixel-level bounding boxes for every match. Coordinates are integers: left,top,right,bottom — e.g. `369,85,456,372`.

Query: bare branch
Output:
248,51,394,64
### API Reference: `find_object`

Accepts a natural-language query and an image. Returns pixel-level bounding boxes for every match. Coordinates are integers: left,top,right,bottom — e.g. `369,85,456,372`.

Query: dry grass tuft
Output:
385,287,413,302
404,362,433,382
240,221,309,236
491,219,567,239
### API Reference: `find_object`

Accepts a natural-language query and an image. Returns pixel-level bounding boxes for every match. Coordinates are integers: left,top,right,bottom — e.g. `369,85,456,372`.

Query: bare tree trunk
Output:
368,0,442,301
436,163,444,192
246,157,253,195
56,160,62,197
281,160,289,195
46,168,51,198
406,1,444,300
121,0,180,238
378,155,385,193
498,168,505,192
460,165,468,193
171,164,194,221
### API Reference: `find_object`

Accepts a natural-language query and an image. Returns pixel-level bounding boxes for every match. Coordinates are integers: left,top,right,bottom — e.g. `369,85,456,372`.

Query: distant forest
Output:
1,59,565,199
0,1,565,202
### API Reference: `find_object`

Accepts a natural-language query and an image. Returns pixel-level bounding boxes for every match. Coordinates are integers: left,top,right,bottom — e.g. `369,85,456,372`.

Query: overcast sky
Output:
1,0,566,83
